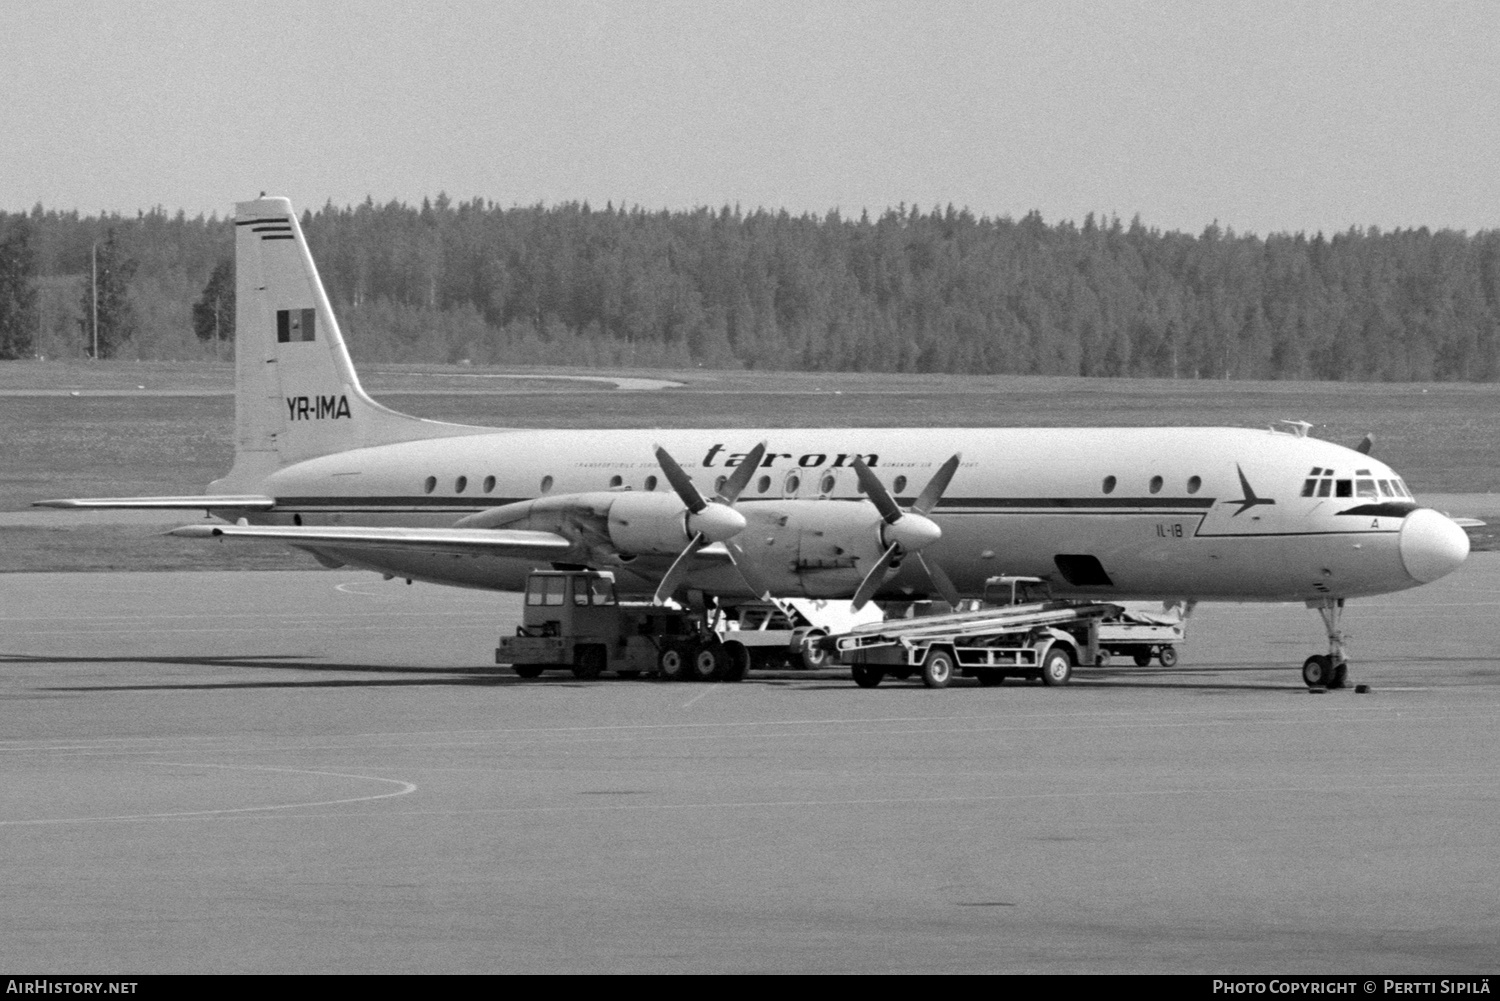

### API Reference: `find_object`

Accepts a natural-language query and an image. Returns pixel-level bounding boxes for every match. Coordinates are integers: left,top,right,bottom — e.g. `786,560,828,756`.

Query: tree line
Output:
2,197,1498,381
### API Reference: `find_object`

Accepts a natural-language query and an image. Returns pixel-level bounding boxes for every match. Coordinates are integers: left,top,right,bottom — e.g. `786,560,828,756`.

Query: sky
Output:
2,0,1497,237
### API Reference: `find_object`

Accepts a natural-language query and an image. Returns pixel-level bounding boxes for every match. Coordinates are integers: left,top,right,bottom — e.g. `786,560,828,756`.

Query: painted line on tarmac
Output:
2,700,1482,746
8,705,1495,759
0,762,416,826
681,684,719,709
365,776,1494,820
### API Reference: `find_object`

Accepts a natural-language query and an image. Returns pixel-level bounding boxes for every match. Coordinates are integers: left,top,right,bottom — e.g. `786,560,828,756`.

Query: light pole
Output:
90,240,98,360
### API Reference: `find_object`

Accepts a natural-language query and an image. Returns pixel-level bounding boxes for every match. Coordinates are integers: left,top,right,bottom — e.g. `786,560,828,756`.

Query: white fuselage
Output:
240,425,1452,603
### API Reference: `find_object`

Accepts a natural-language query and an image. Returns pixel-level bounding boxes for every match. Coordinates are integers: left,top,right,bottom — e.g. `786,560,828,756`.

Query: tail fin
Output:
211,197,480,492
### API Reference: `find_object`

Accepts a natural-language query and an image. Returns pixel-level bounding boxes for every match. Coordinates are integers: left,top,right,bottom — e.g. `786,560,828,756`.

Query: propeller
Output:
849,453,962,610
652,441,769,603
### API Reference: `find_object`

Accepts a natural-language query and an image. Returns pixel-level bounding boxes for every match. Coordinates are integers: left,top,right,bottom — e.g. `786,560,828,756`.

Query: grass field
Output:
4,359,1498,570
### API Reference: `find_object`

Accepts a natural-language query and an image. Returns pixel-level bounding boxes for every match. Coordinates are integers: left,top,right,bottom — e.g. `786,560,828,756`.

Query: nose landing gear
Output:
1303,598,1349,689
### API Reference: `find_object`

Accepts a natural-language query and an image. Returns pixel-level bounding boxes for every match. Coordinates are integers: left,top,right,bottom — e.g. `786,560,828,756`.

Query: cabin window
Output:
715,475,728,494
455,476,467,493
1335,480,1352,498
540,475,553,493
526,577,567,606
609,474,623,488
820,472,836,495
893,475,908,494
1149,475,1163,494
1356,479,1377,499
592,578,617,605
645,475,658,491
1186,475,1201,494
1102,475,1116,494
482,475,495,494
423,476,436,494
784,472,801,495
756,475,771,494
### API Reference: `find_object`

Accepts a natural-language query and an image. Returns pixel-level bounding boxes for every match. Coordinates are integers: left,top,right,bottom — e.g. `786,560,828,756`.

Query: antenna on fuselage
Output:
1277,420,1313,438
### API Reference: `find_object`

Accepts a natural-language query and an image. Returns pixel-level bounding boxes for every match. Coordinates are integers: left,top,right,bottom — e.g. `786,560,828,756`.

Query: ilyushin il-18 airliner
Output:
39,197,1471,688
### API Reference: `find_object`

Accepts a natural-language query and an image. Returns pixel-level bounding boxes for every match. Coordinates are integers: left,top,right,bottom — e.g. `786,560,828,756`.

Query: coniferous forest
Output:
2,196,1499,381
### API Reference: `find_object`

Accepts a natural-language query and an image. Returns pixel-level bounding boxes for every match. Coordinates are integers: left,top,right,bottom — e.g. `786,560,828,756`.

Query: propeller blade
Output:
851,456,903,525
915,552,961,608
717,441,767,504
654,444,708,514
912,454,962,515
653,532,706,604
851,543,901,611
1356,433,1374,455
725,538,772,601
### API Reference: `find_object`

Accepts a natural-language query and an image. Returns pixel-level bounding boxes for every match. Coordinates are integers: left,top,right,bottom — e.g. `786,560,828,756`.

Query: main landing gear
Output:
1302,598,1349,690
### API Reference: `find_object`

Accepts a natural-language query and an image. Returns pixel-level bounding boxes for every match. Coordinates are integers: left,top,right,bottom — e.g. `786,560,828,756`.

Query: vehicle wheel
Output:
1329,660,1348,689
722,642,751,683
1132,649,1152,667
571,644,606,680
688,641,727,682
851,664,884,688
1158,646,1179,668
512,663,546,679
800,631,830,670
920,648,955,689
1094,651,1111,667
1040,646,1073,686
977,669,1005,686
657,643,688,681
1302,654,1332,688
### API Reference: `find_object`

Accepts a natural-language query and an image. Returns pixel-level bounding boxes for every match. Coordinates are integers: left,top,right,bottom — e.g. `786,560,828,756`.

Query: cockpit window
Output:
1378,480,1393,497
1335,480,1353,498
1356,479,1378,499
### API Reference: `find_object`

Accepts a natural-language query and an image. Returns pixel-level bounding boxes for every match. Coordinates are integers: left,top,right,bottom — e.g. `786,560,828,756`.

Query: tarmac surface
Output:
2,560,1498,973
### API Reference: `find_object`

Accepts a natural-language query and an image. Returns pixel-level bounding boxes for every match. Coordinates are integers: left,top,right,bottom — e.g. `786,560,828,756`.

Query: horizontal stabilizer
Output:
34,495,276,511
170,523,574,559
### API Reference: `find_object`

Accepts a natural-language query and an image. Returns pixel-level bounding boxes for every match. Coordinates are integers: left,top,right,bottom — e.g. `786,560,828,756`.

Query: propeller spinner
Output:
849,454,962,610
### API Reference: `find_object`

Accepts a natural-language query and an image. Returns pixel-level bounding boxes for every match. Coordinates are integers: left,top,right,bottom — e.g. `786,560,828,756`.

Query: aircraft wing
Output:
35,495,277,511
170,523,574,559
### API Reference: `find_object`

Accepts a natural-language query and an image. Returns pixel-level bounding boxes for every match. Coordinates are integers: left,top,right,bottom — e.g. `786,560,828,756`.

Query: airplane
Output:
37,196,1472,689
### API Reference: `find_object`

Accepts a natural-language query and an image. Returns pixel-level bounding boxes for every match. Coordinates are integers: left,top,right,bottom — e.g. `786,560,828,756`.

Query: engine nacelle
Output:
605,491,695,554
459,490,743,558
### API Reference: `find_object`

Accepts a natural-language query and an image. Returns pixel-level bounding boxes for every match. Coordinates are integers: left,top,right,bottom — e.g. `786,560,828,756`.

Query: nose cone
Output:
887,512,942,552
1398,508,1470,583
687,502,746,543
